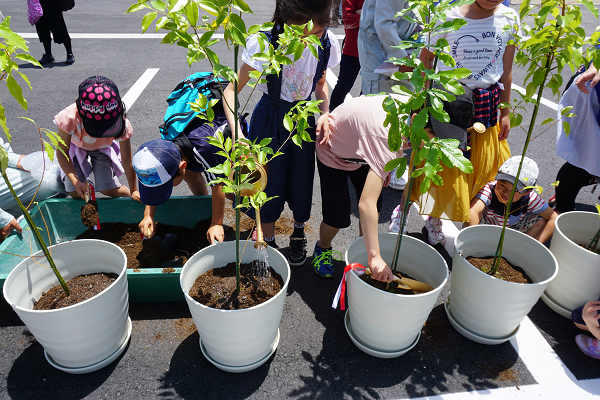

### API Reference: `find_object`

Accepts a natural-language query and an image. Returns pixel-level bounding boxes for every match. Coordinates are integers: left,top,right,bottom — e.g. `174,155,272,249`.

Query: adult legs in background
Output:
555,162,595,213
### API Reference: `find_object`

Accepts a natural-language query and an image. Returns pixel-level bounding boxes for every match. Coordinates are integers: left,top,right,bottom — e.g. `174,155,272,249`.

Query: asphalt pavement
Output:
1,0,600,399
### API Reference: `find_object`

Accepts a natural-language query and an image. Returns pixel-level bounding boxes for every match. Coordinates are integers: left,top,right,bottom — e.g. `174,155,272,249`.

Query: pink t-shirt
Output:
317,95,407,179
54,104,133,151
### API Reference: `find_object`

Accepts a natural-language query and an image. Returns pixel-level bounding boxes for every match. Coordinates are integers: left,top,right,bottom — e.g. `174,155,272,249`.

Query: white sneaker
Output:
389,167,408,191
425,216,446,245
389,205,408,233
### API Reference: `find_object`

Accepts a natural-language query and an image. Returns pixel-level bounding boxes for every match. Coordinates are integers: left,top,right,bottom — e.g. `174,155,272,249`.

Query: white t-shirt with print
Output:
429,5,519,89
242,30,341,102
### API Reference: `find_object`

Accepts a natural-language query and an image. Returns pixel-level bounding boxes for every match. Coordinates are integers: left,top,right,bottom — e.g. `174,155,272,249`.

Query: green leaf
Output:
291,134,302,148
541,117,554,125
151,0,166,10
437,68,472,80
14,53,42,68
185,3,199,26
126,3,149,13
6,75,27,110
563,121,571,136
384,157,404,172
0,104,9,141
141,12,157,33
0,26,28,51
0,146,8,174
283,115,293,133
580,0,599,18
232,0,252,13
170,0,189,13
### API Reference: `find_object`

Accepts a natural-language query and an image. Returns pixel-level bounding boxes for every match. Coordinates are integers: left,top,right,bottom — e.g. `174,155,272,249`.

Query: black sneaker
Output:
39,54,54,64
65,54,75,64
288,234,307,266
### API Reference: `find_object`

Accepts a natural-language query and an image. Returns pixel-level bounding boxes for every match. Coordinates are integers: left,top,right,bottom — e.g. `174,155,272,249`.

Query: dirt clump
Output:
80,200,99,228
466,256,533,284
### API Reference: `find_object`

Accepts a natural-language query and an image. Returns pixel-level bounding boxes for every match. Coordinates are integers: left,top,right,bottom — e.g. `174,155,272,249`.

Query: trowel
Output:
364,266,434,293
80,182,99,229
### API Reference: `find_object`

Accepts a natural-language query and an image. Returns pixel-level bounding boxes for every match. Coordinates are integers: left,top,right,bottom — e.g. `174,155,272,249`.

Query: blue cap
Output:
133,140,181,206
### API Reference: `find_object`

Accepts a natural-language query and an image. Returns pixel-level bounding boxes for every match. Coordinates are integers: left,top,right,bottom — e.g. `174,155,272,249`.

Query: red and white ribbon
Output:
332,263,366,311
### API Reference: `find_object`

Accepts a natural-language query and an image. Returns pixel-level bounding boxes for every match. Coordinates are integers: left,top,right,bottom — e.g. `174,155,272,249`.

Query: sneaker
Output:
389,205,408,234
312,242,342,278
288,234,307,266
575,334,600,359
388,166,408,191
38,54,54,64
65,54,75,64
548,194,556,209
425,216,446,246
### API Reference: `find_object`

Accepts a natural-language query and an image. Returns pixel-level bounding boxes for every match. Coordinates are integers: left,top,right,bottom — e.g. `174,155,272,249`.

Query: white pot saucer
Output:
541,292,573,319
199,329,280,373
445,294,519,345
344,311,420,358
45,316,132,374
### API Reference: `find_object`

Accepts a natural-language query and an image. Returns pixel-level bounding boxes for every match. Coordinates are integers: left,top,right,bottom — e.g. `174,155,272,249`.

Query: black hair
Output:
272,0,332,34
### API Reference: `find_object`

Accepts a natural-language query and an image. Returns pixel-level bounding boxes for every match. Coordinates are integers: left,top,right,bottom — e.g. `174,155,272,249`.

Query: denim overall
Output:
246,28,331,224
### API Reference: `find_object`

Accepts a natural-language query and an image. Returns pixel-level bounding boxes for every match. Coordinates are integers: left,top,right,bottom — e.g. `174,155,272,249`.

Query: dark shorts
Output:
317,159,383,229
572,297,600,325
183,118,226,182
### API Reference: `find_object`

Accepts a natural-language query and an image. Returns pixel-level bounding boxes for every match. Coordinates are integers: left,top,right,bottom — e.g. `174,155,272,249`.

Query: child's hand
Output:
582,301,600,328
383,172,391,188
316,112,330,147
1,218,22,240
207,223,224,244
139,215,155,238
368,255,394,283
576,66,600,94
131,190,141,203
74,180,88,200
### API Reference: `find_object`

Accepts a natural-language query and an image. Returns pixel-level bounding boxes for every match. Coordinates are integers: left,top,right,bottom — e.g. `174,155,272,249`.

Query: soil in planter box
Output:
80,200,99,228
75,218,212,269
189,261,283,310
359,270,422,295
33,272,119,310
466,256,533,284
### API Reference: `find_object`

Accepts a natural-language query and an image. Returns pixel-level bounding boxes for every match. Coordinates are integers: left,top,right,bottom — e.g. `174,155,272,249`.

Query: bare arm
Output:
536,206,557,244
119,138,137,194
139,205,157,237
497,44,516,141
207,183,225,244
55,128,87,198
223,63,254,141
467,197,485,227
359,169,393,282
314,72,331,147
576,65,600,94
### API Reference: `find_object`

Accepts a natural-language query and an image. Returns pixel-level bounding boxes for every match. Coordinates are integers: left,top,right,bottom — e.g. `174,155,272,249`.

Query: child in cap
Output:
55,76,137,200
133,130,229,244
467,156,557,243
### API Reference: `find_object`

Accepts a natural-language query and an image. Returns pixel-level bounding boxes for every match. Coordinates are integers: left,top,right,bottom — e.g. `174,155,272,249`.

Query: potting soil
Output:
75,219,212,270
80,200,99,228
189,261,283,310
33,272,119,310
466,256,533,284
359,270,421,295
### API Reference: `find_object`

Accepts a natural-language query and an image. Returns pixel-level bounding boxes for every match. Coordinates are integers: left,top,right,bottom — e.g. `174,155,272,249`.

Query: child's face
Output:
474,0,503,10
495,180,528,203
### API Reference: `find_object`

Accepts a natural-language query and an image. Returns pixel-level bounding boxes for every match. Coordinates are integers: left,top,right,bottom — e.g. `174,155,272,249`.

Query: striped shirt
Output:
476,181,548,226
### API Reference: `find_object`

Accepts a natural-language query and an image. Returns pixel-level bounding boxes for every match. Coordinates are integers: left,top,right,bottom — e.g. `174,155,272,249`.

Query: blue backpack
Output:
160,72,228,140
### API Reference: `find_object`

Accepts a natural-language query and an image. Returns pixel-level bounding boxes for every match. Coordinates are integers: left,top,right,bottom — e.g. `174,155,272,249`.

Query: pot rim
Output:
345,233,448,298
3,239,128,314
455,225,559,287
554,211,600,258
181,240,291,313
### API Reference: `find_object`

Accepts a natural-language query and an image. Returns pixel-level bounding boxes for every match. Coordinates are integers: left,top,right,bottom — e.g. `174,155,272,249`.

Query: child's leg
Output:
524,217,547,241
183,170,209,195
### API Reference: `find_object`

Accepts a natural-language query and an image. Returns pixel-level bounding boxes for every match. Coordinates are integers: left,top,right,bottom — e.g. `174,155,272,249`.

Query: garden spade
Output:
364,266,434,293
80,182,99,229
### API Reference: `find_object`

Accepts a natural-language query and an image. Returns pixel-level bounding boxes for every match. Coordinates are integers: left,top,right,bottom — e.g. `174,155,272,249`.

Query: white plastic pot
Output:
3,239,130,372
449,225,558,343
544,211,600,318
180,240,290,371
344,233,448,355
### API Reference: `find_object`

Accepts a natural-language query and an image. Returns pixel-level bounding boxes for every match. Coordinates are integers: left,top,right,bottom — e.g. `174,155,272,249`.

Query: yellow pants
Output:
410,123,511,222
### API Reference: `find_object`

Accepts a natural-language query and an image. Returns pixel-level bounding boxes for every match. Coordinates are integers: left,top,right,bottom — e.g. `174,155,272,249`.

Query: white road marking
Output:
122,68,160,111
512,84,559,111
